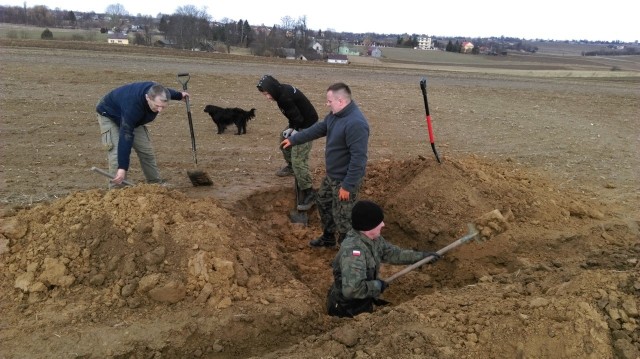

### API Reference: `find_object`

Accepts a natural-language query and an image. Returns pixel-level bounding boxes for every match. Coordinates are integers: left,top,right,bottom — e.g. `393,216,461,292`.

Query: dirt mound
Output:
265,156,640,358
1,156,638,358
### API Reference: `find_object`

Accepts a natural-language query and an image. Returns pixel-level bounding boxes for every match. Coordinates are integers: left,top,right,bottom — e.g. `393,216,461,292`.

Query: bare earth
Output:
0,41,639,359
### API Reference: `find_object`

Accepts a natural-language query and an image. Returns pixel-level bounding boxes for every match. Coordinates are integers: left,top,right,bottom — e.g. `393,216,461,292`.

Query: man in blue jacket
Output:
282,82,369,247
96,82,188,186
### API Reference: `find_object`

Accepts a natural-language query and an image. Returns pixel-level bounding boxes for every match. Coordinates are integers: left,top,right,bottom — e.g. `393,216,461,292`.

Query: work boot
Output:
297,188,317,211
276,164,294,177
309,231,336,247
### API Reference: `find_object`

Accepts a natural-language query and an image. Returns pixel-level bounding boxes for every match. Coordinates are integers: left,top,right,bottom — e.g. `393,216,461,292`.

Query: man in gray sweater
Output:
281,83,369,247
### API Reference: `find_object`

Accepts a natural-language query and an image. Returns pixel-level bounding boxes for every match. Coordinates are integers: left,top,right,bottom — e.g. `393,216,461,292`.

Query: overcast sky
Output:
2,0,638,42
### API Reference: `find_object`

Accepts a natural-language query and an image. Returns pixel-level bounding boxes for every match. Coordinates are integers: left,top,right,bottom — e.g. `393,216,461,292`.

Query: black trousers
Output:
326,287,389,318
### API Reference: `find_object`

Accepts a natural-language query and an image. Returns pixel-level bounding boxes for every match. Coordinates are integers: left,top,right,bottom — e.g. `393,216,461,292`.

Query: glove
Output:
377,280,388,293
422,252,441,263
282,128,294,138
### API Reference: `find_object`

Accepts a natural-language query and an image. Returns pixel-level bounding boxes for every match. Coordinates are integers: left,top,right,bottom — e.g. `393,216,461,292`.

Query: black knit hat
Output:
351,200,384,231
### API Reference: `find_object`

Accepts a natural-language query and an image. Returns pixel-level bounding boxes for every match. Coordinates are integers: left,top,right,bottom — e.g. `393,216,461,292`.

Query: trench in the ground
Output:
230,185,523,310
140,184,517,358
112,156,639,358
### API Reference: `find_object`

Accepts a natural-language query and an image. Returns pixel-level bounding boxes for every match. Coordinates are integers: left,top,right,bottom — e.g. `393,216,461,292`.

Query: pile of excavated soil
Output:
1,156,638,358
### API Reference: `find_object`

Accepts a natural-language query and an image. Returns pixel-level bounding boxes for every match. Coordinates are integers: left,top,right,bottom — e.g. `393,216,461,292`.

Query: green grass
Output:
0,23,108,41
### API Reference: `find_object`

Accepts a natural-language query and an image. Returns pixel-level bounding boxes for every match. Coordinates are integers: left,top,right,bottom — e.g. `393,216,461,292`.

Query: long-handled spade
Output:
177,73,213,186
382,223,479,283
420,77,442,163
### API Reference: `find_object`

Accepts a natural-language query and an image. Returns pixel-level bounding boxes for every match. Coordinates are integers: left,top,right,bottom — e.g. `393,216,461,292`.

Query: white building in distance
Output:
417,36,433,50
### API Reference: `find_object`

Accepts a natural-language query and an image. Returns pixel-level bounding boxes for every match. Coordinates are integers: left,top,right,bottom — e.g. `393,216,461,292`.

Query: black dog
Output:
203,105,256,135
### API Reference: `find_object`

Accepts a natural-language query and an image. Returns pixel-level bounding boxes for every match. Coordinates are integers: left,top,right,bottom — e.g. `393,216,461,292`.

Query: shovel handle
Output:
177,73,190,91
91,167,134,186
187,104,197,164
177,73,197,164
420,77,441,163
383,224,478,283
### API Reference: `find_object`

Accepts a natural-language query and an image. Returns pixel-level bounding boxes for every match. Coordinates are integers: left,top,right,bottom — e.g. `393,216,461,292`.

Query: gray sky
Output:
3,0,638,42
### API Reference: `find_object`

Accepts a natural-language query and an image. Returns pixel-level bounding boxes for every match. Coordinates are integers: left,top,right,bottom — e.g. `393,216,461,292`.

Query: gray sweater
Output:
289,101,369,192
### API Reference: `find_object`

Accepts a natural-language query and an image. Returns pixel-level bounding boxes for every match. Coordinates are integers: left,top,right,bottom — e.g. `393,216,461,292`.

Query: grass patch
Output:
0,23,107,41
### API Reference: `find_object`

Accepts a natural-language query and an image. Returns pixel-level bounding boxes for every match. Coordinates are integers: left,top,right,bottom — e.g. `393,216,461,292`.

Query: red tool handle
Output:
420,77,441,163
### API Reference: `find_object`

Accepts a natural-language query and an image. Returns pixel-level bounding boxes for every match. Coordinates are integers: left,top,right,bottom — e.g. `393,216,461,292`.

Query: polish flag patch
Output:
352,250,361,256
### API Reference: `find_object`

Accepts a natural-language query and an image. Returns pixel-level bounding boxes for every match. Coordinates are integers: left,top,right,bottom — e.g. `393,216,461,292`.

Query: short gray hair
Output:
147,84,170,102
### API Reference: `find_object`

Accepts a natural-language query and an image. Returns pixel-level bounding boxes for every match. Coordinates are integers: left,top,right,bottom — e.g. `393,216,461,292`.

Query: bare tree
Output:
242,20,253,47
295,15,308,51
105,3,128,30
28,5,54,27
165,5,211,50
105,3,127,17
138,15,154,45
280,15,295,33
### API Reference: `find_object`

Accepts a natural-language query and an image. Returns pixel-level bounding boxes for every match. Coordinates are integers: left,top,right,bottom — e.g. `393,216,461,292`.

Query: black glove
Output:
377,280,388,293
422,252,441,263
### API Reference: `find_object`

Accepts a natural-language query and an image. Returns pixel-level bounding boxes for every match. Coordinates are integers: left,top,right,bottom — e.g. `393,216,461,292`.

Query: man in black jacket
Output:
257,75,319,210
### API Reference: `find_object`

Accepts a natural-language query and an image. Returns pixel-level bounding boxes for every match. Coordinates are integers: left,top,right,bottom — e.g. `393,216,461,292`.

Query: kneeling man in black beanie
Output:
326,200,441,318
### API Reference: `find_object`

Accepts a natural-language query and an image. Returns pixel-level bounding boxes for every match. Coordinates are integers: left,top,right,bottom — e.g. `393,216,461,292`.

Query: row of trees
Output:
7,4,632,58
0,4,340,56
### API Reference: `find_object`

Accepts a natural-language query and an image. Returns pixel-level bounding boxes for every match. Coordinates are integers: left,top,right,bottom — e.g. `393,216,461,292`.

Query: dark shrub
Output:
41,28,53,40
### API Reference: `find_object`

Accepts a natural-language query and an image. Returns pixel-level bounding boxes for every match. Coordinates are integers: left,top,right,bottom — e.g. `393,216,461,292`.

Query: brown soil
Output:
0,41,638,359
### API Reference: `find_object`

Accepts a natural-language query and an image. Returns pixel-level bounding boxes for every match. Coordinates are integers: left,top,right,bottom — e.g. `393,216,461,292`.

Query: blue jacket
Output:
289,101,369,192
96,82,182,171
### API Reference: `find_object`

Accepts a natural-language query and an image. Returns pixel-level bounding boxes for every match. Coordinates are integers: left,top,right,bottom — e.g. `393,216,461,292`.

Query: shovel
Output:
420,77,442,164
289,178,309,225
382,223,480,283
177,72,213,186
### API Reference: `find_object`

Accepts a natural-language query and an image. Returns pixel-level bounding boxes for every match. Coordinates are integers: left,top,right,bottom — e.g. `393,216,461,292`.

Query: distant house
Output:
107,33,128,45
281,48,296,59
311,41,323,54
338,46,359,56
417,36,432,50
154,39,175,48
370,47,382,58
461,41,474,53
327,54,349,64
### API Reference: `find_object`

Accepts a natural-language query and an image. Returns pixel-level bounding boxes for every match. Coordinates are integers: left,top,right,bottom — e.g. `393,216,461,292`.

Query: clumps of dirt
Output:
0,185,324,357
0,155,638,358
1,186,246,309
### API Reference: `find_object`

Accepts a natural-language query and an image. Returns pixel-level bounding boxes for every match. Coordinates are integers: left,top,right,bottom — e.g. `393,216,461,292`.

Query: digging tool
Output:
382,223,479,284
91,166,134,186
177,72,213,187
289,178,309,225
419,77,442,163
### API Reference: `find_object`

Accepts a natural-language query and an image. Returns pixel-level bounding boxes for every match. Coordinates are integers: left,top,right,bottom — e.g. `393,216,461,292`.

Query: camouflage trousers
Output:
280,129,313,190
316,176,361,235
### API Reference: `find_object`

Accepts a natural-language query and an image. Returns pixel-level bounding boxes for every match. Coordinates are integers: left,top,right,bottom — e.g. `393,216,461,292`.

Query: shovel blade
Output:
289,209,308,226
187,170,213,186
